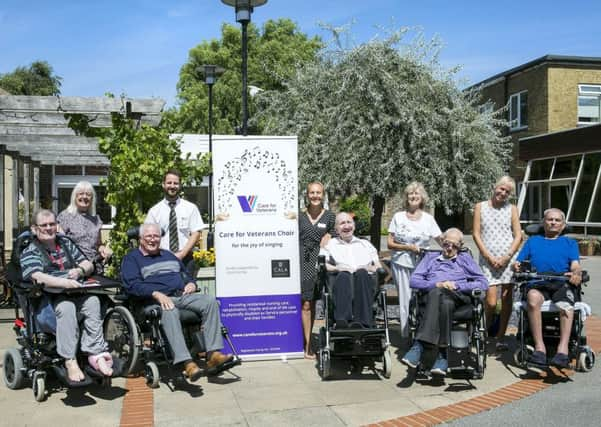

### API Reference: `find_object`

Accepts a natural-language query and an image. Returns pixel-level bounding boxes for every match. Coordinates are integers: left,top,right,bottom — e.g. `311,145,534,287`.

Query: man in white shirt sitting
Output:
322,212,382,328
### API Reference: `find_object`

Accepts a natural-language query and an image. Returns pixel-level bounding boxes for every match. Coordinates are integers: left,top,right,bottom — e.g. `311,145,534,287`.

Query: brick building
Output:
471,55,601,233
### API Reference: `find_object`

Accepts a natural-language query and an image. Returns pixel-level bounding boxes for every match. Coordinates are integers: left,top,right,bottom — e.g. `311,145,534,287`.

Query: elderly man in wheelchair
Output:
19,209,114,384
513,208,583,369
120,222,234,383
401,228,488,377
321,212,383,329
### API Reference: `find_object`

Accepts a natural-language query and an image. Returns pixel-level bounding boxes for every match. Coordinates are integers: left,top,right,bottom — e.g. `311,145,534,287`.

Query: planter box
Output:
578,242,599,257
196,266,216,297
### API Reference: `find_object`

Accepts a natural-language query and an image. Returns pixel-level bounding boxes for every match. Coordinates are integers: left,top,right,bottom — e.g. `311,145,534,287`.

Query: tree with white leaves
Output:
255,28,510,248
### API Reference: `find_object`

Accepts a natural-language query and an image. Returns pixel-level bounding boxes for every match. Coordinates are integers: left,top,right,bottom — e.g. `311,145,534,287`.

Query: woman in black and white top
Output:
298,182,335,359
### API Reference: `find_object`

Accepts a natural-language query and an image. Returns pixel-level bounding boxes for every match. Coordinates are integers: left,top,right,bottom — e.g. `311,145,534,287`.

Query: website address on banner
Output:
232,330,289,338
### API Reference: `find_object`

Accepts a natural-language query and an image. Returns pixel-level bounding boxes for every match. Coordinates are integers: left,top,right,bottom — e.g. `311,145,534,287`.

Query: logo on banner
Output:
237,195,258,212
271,260,290,278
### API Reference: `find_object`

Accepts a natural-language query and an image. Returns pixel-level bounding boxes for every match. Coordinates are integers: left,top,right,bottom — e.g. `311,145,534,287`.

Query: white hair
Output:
66,181,96,216
443,227,464,244
139,222,161,238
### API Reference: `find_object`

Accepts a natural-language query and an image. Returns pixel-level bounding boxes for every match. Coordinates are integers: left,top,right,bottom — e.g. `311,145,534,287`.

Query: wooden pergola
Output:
0,95,165,259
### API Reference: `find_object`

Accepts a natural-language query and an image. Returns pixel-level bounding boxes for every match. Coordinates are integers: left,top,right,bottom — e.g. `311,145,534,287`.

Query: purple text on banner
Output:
219,294,303,356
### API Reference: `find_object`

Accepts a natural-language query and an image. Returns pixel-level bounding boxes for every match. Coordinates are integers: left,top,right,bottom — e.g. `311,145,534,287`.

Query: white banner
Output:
213,136,302,360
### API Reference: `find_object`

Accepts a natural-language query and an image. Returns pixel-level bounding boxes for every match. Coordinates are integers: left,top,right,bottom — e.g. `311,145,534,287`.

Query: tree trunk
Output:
370,195,385,251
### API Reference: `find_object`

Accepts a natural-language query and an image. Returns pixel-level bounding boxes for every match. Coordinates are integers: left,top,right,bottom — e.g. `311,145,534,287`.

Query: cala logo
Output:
237,195,258,213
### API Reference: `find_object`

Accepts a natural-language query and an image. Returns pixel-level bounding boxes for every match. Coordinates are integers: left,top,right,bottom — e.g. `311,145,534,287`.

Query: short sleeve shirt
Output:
20,237,86,281
146,198,206,252
516,235,579,273
388,211,442,268
322,236,379,272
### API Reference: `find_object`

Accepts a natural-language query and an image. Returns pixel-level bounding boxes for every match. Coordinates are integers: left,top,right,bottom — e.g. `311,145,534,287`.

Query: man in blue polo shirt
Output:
121,222,232,382
514,208,582,368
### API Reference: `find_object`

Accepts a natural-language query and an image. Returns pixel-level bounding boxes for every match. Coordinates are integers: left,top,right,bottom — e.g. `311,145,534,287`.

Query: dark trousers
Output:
416,287,471,347
332,269,374,327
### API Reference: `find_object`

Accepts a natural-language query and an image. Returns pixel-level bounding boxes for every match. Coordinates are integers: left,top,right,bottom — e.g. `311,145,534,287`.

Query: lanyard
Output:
46,243,65,271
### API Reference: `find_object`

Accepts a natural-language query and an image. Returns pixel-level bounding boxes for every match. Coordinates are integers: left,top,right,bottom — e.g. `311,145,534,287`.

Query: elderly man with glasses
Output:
401,228,488,376
121,222,233,382
20,209,114,383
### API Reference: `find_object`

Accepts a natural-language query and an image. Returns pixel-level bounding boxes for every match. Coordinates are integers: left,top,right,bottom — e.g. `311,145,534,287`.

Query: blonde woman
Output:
298,182,336,359
387,182,442,337
473,176,522,351
57,181,111,266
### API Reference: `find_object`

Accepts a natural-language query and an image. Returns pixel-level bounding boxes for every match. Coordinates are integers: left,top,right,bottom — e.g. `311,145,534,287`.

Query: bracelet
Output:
78,267,86,277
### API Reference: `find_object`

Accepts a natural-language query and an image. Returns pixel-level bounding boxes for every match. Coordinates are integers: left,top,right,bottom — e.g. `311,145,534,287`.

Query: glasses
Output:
77,192,93,197
442,241,461,250
36,222,57,229
143,234,161,241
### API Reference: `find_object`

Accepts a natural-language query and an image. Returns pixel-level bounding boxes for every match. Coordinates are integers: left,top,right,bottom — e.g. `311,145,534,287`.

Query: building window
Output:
478,102,494,115
509,91,528,130
578,84,601,124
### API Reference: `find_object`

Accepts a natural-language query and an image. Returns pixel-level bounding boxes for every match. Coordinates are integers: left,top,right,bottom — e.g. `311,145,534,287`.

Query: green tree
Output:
0,60,62,95
256,28,511,249
163,18,322,134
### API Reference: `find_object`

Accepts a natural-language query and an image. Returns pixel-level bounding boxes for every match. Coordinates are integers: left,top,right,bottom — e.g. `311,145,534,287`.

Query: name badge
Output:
317,223,326,229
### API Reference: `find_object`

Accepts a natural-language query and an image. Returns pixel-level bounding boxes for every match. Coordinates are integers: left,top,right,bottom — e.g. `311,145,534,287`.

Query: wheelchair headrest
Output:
524,223,573,236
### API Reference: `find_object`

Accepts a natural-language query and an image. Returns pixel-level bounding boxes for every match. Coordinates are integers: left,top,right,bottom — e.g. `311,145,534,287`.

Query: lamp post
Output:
221,0,267,136
201,64,224,249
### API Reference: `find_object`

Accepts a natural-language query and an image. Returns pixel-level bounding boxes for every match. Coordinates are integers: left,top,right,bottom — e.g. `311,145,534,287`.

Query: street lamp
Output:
200,64,224,249
221,0,267,136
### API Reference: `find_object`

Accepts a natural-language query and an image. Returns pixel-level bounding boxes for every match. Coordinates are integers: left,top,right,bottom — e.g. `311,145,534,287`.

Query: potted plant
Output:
193,248,216,296
577,238,600,256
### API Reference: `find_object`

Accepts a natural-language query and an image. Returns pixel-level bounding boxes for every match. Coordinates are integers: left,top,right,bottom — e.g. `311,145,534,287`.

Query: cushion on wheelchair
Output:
513,300,592,320
142,304,202,325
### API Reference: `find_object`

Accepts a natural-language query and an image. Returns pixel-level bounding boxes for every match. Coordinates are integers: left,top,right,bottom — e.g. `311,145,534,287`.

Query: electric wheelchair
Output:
511,225,595,372
118,227,241,389
3,231,137,401
407,249,487,380
316,255,392,380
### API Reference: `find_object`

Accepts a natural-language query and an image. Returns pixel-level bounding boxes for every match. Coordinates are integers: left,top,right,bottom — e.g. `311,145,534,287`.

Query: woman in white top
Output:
387,182,442,337
473,176,522,351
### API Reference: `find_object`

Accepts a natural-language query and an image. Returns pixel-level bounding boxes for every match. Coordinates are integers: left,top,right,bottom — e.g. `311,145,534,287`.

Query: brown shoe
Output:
183,360,202,382
206,351,234,375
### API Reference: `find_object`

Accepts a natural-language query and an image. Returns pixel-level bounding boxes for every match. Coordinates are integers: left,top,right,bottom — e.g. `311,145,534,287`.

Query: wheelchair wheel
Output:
3,348,25,390
145,361,160,388
32,372,46,402
382,348,392,379
319,350,331,380
103,305,140,375
577,349,595,372
513,348,529,368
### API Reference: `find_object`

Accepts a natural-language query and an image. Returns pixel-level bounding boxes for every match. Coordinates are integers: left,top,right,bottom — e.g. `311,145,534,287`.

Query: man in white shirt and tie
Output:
146,169,205,273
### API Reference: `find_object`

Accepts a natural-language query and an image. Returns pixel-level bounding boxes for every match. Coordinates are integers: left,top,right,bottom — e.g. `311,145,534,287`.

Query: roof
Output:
467,54,601,91
519,123,601,160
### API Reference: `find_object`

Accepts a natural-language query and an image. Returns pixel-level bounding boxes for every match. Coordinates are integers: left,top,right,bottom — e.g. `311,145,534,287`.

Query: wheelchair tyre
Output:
103,305,140,375
382,348,392,379
513,348,529,368
33,372,46,402
319,350,331,380
3,348,25,390
577,350,595,372
145,362,160,388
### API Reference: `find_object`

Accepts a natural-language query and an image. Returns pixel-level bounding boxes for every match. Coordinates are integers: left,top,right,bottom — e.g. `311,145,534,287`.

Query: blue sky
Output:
2,0,600,107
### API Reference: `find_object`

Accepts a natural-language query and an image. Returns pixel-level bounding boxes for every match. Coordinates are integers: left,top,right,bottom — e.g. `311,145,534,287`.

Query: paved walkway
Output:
0,252,598,426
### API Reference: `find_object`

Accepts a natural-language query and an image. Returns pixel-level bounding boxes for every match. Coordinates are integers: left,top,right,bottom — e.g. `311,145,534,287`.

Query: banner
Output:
213,136,302,360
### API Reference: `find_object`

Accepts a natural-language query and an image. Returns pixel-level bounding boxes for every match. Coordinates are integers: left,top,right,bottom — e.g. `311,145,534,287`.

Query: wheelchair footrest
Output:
52,365,94,388
206,356,241,376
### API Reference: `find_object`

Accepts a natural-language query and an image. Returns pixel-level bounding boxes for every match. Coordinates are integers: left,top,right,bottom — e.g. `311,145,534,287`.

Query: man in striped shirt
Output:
121,222,233,382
